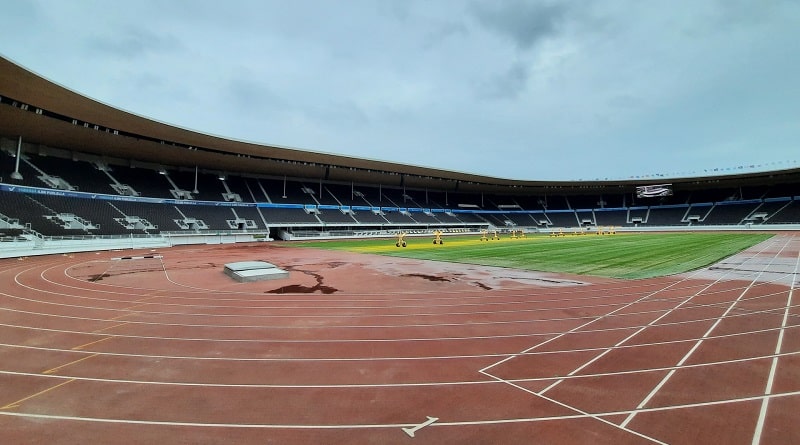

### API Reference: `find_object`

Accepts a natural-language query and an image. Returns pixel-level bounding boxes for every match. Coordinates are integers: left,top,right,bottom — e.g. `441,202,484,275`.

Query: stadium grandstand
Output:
2,55,800,257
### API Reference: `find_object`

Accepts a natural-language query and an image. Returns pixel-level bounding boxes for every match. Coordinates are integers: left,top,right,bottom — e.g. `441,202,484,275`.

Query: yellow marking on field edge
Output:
108,312,133,321
0,378,77,410
94,321,130,333
42,353,100,375
72,336,114,350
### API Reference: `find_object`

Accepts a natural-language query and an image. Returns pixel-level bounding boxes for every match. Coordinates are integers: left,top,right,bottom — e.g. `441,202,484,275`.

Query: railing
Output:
159,229,270,236
38,233,163,241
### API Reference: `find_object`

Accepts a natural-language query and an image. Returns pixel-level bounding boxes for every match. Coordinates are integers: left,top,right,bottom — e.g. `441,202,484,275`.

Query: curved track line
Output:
2,237,798,443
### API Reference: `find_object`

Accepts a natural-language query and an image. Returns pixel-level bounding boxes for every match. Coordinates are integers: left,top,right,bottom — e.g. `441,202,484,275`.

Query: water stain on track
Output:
267,283,337,294
401,273,450,282
266,266,338,294
88,273,110,282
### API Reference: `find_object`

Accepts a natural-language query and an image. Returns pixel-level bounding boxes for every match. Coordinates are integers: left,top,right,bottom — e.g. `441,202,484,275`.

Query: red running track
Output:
0,235,799,444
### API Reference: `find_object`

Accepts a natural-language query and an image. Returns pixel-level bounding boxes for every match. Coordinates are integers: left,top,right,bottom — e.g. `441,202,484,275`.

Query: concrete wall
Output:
0,232,271,258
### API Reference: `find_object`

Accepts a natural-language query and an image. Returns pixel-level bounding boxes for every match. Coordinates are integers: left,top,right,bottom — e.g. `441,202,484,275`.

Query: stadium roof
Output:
2,55,800,195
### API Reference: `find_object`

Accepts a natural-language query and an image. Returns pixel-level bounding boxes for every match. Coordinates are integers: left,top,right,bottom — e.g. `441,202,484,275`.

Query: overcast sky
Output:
2,0,799,180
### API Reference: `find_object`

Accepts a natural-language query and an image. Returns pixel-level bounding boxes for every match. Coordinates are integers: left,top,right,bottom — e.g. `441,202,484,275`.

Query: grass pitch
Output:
299,232,771,279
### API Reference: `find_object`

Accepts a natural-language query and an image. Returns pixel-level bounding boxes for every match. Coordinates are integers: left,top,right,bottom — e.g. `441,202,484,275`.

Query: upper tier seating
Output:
2,149,800,238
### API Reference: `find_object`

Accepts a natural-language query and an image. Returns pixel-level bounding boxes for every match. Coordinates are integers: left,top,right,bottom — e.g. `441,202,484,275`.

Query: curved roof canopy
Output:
2,55,799,195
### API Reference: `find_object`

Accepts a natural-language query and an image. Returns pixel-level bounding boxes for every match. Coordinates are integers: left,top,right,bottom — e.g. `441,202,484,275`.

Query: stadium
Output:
1,53,800,445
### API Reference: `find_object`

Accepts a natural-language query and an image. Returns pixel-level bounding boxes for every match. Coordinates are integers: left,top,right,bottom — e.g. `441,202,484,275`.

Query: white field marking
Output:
45,266,712,316
1,288,796,335
1,279,792,327
0,280,792,332
44,265,791,314
62,257,630,298
752,246,800,445
0,309,797,356
45,273,677,313
0,285,708,324
9,284,673,319
14,281,762,321
12,283,788,323
56,254,740,301
538,238,791,395
48,256,796,312
151,250,627,296
0,314,797,362
0,341,627,362
36,253,800,315
480,370,668,444
479,262,746,374
1,349,797,388
2,388,799,430
620,236,794,429
3,239,792,344
0,301,786,341
0,262,37,274
54,255,728,304
10,257,591,304
402,416,438,437
65,255,649,299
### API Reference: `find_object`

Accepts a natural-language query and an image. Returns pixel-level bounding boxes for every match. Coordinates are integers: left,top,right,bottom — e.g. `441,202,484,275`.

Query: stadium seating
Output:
766,200,800,224
2,148,800,242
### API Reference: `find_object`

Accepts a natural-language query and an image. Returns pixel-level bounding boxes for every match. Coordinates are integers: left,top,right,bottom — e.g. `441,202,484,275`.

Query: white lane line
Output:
1,282,792,325
402,416,438,437
2,390,799,430
28,271,690,313
0,286,715,323
480,369,668,444
479,271,706,374
19,266,681,320
62,256,666,299
472,237,787,441
620,236,793,429
2,317,798,362
35,257,798,314
539,275,735,395
2,240,798,437
14,258,648,315
539,237,787,395
2,300,798,349
1,291,796,338
50,254,756,302
752,246,800,445
0,350,796,389
481,237,783,375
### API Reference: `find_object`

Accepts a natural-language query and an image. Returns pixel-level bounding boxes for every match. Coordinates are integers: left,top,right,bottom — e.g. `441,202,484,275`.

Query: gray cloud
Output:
712,0,786,27
421,21,469,50
479,61,530,100
227,75,288,116
470,0,570,50
2,0,799,180
85,27,181,58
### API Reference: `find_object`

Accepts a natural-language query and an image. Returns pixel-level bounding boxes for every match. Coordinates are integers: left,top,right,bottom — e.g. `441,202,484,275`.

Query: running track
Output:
0,235,798,444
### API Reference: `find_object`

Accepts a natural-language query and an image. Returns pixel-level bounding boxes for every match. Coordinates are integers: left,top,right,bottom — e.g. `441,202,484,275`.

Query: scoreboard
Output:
635,184,673,198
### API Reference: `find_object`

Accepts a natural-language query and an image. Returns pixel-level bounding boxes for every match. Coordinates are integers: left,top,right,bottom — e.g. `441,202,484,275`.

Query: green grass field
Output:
298,232,772,279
